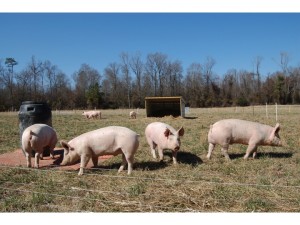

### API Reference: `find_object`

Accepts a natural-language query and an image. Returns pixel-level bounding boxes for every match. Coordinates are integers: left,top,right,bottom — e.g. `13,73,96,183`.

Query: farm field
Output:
0,106,300,212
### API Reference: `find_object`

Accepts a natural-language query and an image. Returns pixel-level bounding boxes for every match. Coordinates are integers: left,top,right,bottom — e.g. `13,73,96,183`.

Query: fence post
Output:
266,103,268,119
276,103,278,122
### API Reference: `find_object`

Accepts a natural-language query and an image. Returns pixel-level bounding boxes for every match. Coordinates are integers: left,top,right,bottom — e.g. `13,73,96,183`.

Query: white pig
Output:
60,126,139,175
82,111,101,119
145,122,184,164
129,111,137,119
21,124,57,168
207,119,282,160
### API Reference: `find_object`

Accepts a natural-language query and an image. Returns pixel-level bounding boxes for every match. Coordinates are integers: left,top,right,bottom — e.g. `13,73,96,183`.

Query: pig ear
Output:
164,128,172,138
178,127,184,136
274,123,280,133
60,140,72,154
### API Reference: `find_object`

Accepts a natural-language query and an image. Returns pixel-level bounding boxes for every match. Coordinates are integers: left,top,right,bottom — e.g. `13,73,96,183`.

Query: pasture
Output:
0,106,299,212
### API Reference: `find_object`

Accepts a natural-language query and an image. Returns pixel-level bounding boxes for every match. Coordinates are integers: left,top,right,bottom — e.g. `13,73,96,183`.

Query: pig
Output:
207,119,282,160
145,122,184,164
82,111,92,119
129,111,137,119
82,111,101,119
60,126,139,175
21,124,57,168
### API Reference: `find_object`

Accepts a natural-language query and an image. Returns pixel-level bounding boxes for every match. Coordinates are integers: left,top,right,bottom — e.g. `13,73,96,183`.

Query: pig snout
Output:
174,145,180,151
272,137,283,146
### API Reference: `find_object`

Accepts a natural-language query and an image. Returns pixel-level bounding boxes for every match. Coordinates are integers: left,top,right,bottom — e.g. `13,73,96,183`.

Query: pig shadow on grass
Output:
98,161,169,172
229,151,293,160
256,152,293,159
183,116,198,119
164,150,203,166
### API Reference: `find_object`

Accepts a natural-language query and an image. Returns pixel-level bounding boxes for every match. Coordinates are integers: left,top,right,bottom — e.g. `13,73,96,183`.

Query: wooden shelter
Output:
145,96,185,117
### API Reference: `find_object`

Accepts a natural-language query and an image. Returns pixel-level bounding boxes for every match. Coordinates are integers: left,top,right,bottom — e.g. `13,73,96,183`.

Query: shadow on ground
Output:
164,150,203,166
229,151,293,160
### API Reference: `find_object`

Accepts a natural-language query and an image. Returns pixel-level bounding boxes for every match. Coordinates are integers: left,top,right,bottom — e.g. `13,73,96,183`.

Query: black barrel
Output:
18,101,52,157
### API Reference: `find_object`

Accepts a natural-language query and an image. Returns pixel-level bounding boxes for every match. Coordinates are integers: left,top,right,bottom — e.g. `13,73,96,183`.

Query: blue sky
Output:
1,13,300,80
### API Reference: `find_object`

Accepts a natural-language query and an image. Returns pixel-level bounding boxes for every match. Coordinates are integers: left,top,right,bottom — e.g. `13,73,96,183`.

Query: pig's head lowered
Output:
60,140,80,165
269,123,282,146
164,127,184,151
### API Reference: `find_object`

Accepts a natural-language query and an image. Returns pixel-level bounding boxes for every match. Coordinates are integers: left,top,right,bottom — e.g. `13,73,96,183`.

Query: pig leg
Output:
158,147,164,162
252,147,258,159
206,143,215,159
148,141,157,159
35,152,41,168
118,153,127,173
78,154,91,175
244,144,257,159
92,155,99,167
126,155,134,175
221,145,231,160
172,151,178,164
25,151,31,167
118,153,134,175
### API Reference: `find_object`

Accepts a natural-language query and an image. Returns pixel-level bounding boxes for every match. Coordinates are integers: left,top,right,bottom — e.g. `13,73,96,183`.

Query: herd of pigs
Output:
21,110,282,175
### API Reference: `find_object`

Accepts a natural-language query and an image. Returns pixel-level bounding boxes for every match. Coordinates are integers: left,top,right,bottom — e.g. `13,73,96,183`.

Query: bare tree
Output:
280,52,292,103
130,52,143,107
44,60,58,101
104,63,120,108
145,53,167,96
203,57,216,106
120,52,132,108
184,63,203,107
4,58,18,108
222,69,239,106
166,60,183,96
73,63,101,108
27,56,44,100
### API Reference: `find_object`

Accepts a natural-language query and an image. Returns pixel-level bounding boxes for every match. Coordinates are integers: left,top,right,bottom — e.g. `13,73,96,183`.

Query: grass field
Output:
0,106,299,212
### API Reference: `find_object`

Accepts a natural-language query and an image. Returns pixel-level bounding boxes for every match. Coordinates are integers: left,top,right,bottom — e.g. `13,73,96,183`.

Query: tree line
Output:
1,52,300,111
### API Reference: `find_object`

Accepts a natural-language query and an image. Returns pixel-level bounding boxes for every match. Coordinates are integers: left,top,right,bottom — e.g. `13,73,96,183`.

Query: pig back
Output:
22,124,57,153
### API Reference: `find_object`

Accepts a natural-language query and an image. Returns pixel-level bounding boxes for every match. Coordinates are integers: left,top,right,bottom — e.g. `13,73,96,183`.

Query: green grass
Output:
0,106,300,212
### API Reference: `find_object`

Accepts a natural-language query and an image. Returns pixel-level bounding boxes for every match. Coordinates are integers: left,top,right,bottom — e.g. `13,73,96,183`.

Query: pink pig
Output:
21,124,57,168
145,122,184,164
60,126,139,175
82,111,101,119
129,111,137,119
207,119,282,160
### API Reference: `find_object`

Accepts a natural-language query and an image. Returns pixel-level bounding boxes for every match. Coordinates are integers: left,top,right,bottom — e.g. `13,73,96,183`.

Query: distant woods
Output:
1,52,300,111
